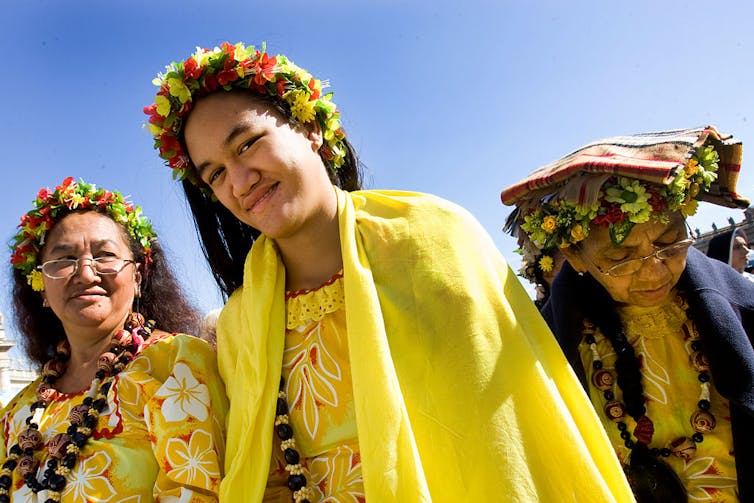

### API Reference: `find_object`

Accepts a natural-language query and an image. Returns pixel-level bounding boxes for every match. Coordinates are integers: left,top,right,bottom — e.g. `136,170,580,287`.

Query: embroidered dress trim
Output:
286,271,344,329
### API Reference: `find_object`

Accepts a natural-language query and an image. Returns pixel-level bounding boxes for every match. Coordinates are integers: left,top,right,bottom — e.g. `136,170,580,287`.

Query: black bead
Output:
95,370,106,380
650,447,660,457
24,417,32,425
660,448,671,457
23,448,33,456
690,340,703,351
0,475,11,489
698,399,711,411
46,459,57,469
93,398,107,411
0,493,10,503
100,382,112,395
276,397,288,416
698,372,711,383
73,432,88,447
604,390,615,401
592,360,603,370
619,431,631,440
9,445,22,456
83,397,93,406
276,424,293,440
83,415,97,429
62,453,77,468
279,377,285,390
617,422,628,431
625,439,635,449
2,460,16,470
44,499,57,503
67,425,78,435
692,433,704,443
584,335,596,345
48,474,66,491
287,474,307,491
43,468,54,479
284,448,300,465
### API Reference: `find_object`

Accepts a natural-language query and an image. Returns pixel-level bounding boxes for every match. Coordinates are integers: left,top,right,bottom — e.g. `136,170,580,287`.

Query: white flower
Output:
154,362,210,422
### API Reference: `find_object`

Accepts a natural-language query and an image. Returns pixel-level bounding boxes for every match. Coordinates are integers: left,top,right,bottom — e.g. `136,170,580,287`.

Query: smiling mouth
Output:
244,182,279,212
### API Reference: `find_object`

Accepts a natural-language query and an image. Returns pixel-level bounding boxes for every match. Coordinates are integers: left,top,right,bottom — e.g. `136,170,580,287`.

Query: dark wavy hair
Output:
179,92,364,298
12,209,200,368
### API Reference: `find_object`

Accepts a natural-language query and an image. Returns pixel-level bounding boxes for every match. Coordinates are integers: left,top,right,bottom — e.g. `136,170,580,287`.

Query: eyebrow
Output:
47,239,120,255
195,124,251,178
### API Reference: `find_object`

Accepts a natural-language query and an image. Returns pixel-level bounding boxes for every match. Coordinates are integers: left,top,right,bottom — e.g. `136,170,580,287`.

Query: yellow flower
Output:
681,198,699,217
288,91,316,123
69,193,86,208
685,158,699,176
27,270,45,292
539,255,554,272
167,77,191,104
541,216,557,234
570,224,585,243
155,95,172,117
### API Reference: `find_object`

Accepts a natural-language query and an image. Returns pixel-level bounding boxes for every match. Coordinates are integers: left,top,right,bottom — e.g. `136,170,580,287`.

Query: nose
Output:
73,258,100,282
634,253,668,280
228,163,261,198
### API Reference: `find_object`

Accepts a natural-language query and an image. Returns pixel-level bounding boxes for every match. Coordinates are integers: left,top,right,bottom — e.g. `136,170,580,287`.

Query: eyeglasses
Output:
590,238,695,277
37,257,135,279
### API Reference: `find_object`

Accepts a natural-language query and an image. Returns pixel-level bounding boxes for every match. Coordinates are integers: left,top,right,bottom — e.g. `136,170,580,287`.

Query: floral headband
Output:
145,41,347,186
515,145,719,262
10,177,157,292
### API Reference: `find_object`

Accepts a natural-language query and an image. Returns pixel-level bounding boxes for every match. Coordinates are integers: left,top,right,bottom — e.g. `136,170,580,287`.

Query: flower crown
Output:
145,42,347,186
10,177,157,292
519,145,720,259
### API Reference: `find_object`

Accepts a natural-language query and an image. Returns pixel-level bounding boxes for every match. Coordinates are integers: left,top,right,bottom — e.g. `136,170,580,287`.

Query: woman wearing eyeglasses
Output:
502,127,754,502
2,177,227,502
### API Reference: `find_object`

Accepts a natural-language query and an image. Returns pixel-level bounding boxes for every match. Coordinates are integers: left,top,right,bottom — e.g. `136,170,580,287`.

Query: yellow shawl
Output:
216,188,633,502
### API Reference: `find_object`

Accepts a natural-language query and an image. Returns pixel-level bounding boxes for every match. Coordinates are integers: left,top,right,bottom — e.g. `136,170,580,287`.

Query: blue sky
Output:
2,0,753,350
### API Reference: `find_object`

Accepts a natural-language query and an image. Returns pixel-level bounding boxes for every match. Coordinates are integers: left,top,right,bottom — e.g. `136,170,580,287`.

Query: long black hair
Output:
180,92,364,298
12,209,200,368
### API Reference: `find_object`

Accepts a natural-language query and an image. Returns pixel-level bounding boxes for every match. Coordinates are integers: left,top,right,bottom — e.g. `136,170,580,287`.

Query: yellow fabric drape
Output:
217,188,634,502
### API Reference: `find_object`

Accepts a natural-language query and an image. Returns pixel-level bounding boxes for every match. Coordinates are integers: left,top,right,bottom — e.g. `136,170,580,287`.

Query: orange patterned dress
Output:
264,272,365,503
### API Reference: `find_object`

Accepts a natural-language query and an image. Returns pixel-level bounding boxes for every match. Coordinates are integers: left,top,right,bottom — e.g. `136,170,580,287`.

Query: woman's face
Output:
40,212,140,337
183,92,336,243
730,233,749,273
564,215,689,307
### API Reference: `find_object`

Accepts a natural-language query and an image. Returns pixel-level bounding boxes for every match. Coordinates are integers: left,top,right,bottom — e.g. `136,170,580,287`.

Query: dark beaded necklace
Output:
583,294,717,462
275,377,312,503
0,313,154,503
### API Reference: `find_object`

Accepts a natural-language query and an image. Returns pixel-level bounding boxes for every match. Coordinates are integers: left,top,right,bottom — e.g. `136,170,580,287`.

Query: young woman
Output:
502,127,754,502
145,42,633,502
4,177,227,501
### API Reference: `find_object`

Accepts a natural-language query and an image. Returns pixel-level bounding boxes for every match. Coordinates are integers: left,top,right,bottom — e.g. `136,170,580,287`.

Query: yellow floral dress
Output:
0,333,227,502
264,272,365,503
579,293,738,502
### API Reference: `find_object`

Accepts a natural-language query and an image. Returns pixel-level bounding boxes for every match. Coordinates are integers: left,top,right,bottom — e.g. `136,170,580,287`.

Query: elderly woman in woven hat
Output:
144,42,633,502
502,127,754,502
2,177,228,501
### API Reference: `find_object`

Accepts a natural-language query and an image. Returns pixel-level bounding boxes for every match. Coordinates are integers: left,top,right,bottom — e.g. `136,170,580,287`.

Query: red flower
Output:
252,53,277,86
647,191,666,212
221,42,235,61
159,134,181,156
217,68,239,86
307,78,320,101
37,188,52,202
183,57,202,80
202,73,219,93
56,177,75,192
95,191,115,208
276,80,287,97
592,204,626,226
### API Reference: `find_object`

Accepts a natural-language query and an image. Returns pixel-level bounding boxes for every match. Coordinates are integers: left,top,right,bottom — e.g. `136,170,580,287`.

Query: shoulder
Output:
351,189,474,221
684,247,754,309
126,332,220,386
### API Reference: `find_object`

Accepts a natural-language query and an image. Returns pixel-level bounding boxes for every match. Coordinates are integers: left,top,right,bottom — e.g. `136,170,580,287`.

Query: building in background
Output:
0,312,37,406
692,208,754,256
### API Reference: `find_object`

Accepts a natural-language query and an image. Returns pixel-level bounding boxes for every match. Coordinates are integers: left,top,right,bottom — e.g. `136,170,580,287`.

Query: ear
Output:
561,246,588,274
41,294,49,308
306,120,324,152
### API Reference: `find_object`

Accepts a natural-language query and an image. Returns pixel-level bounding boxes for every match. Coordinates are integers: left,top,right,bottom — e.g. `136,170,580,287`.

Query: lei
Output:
518,145,720,270
10,177,156,292
145,41,347,186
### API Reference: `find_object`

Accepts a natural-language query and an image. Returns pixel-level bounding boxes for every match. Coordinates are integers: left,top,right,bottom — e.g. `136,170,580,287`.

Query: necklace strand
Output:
0,313,154,502
584,294,717,461
275,377,313,503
